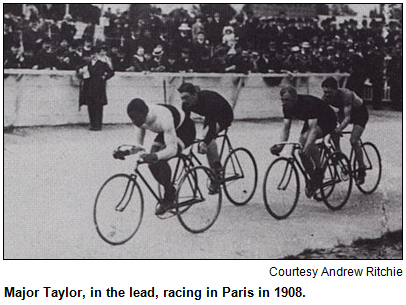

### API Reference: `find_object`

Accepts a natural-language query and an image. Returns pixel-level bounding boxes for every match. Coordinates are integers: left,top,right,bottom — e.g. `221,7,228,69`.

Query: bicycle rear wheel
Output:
263,157,299,220
354,142,382,194
321,152,352,211
94,174,144,245
176,166,222,233
223,147,258,206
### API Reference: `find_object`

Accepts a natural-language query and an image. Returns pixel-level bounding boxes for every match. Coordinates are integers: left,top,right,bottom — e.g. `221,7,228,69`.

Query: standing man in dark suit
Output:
79,47,114,131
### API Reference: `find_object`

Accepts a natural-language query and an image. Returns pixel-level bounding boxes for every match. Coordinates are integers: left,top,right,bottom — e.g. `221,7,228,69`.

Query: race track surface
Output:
3,109,402,259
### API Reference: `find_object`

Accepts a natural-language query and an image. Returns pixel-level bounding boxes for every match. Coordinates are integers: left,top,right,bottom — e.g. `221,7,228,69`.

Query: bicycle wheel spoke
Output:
321,152,352,211
176,166,221,233
263,158,299,220
223,148,258,206
94,174,144,245
356,142,382,194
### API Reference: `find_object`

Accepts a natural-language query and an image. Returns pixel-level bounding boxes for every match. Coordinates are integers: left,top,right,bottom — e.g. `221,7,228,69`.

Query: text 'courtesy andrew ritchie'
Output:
3,267,403,301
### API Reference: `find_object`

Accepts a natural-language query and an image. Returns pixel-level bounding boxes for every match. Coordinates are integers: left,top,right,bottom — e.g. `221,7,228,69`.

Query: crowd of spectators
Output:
4,8,402,79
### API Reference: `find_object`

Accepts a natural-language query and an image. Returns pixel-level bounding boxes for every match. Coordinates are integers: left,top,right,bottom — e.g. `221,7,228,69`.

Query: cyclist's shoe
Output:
313,168,324,186
208,167,222,195
356,167,366,186
155,199,174,216
305,181,317,199
156,188,176,215
208,180,220,195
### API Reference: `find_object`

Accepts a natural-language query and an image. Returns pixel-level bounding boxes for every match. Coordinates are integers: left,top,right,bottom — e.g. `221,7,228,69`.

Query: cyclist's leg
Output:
350,104,368,184
149,141,175,201
298,123,317,178
204,123,222,171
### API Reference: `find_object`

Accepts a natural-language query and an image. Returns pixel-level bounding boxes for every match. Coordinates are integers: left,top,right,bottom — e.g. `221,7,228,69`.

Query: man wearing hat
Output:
79,46,114,131
150,46,166,72
173,23,192,54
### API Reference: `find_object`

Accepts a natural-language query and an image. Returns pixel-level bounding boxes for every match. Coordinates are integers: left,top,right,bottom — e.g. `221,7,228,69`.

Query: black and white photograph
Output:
3,3,403,259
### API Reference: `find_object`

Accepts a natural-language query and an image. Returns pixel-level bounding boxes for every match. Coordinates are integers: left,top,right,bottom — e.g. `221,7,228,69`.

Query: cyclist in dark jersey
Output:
117,98,196,215
321,77,369,185
272,85,337,195
178,82,234,192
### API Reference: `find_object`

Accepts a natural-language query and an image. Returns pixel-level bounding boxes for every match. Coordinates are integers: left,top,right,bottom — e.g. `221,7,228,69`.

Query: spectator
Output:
36,38,58,69
82,22,95,43
137,27,157,54
60,14,76,44
387,46,402,111
250,51,261,73
194,49,211,72
165,52,178,72
78,46,115,131
82,39,93,58
55,48,71,70
69,39,86,70
150,46,166,72
222,26,237,48
173,23,193,54
174,47,194,72
128,46,148,72
192,31,210,62
4,43,23,69
210,12,225,47
192,15,205,41
23,19,46,53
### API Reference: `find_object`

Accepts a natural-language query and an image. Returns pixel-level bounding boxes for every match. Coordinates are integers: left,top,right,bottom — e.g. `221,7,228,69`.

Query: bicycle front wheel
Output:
354,142,382,194
176,166,222,233
223,147,258,206
321,152,352,211
94,174,144,245
263,158,299,220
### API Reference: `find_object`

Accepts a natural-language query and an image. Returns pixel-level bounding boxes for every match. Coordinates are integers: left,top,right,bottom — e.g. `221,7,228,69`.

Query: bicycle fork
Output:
115,175,137,212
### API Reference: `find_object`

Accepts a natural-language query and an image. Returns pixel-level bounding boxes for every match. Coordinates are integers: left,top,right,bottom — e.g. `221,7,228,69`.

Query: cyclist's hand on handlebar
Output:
113,150,130,160
198,142,208,154
270,144,283,156
141,153,158,164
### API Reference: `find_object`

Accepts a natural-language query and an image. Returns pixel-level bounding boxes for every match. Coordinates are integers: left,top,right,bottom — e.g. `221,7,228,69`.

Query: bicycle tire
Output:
321,152,352,211
263,157,300,220
94,174,144,245
223,147,258,206
176,166,222,233
314,157,335,201
353,142,382,194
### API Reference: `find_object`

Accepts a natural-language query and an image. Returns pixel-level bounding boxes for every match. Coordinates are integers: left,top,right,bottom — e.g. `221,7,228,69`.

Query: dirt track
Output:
3,109,402,259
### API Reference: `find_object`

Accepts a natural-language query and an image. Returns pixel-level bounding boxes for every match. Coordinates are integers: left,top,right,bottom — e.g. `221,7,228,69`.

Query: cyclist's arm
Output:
155,124,178,161
133,126,145,146
336,104,351,133
280,119,292,142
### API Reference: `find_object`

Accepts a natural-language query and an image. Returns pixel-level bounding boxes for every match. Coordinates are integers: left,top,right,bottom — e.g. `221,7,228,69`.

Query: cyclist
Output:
321,77,369,185
114,98,196,215
178,82,234,193
272,85,337,196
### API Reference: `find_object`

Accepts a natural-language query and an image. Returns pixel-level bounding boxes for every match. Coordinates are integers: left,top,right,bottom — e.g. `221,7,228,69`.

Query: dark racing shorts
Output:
350,104,369,128
154,115,196,150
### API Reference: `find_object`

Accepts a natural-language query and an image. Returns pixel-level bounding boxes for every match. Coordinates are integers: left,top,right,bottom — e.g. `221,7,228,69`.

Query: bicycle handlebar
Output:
272,142,303,149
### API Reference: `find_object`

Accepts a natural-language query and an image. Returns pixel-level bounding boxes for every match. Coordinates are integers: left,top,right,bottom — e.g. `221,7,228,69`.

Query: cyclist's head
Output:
280,85,297,107
127,98,149,127
178,82,199,110
321,77,338,98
